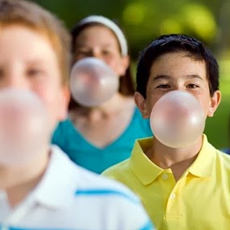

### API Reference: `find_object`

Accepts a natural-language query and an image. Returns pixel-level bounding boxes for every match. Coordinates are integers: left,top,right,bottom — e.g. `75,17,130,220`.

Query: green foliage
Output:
31,0,230,59
30,0,230,149
205,59,230,149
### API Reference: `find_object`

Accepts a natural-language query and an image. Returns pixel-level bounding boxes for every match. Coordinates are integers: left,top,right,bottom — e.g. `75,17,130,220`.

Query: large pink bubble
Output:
70,57,119,107
150,90,205,148
0,88,50,166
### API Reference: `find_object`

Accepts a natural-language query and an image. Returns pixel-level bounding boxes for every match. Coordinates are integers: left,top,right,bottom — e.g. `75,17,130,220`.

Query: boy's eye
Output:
74,50,91,60
78,50,91,56
156,84,170,89
102,50,111,55
187,84,199,88
27,69,43,77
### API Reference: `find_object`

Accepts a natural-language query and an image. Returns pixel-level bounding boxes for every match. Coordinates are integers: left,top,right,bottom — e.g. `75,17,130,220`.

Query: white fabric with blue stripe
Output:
0,145,154,230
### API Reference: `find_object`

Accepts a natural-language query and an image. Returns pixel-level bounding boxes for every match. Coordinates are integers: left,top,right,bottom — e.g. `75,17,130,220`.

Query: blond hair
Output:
0,0,71,86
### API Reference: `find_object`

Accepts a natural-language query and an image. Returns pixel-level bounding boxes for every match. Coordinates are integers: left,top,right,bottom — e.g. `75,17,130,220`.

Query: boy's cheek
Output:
51,87,69,121
34,89,67,125
59,87,70,120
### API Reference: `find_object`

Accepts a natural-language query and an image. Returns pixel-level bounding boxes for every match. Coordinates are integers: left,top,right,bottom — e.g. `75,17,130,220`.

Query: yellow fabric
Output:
103,135,230,230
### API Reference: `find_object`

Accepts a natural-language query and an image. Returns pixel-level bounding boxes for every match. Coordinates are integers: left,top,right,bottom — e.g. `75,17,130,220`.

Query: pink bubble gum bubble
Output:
0,88,50,166
150,90,205,149
70,57,119,107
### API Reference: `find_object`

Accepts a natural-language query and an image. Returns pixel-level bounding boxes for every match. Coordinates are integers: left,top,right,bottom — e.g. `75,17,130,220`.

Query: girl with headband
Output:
52,15,152,174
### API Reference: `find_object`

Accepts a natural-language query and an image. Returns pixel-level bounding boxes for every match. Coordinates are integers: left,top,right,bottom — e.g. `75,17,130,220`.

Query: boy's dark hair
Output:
136,34,219,98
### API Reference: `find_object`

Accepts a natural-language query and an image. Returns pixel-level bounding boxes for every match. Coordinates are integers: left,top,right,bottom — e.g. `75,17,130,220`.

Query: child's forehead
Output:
78,25,119,43
0,24,55,49
149,51,205,69
0,25,58,63
0,23,48,41
148,52,207,78
76,25,121,47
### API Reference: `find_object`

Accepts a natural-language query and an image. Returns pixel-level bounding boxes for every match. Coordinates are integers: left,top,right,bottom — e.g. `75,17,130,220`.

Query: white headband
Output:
78,15,128,56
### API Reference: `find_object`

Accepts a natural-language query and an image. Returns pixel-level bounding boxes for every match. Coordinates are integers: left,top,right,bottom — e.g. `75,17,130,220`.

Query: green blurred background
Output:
31,0,230,150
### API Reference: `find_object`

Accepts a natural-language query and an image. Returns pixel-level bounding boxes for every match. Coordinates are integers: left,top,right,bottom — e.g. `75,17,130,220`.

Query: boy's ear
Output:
207,90,221,117
134,92,149,118
58,86,70,121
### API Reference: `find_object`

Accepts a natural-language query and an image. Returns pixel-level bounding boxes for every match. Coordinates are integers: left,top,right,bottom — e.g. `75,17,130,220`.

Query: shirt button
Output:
162,174,168,180
170,193,176,199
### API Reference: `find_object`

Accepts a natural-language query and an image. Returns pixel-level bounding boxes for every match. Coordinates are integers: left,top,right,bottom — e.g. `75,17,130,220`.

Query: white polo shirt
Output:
0,145,154,230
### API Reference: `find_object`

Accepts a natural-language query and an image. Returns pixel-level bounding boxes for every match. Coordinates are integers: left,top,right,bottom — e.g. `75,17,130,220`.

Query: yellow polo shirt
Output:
103,135,230,230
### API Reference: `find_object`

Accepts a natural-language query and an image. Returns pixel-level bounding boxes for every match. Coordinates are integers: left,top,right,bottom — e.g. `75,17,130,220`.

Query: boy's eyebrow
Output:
26,59,47,65
152,75,171,82
185,74,203,80
152,74,203,81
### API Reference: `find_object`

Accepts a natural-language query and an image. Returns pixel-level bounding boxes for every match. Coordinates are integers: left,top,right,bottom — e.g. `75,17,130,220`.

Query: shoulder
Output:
38,147,155,230
50,146,138,203
51,118,77,145
202,138,230,168
77,164,133,196
216,149,230,166
102,159,130,179
203,143,230,175
70,161,155,229
53,118,73,133
75,167,155,229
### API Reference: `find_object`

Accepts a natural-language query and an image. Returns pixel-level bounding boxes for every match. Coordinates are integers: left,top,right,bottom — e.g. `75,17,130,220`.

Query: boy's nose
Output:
91,50,102,60
91,53,100,59
173,84,185,91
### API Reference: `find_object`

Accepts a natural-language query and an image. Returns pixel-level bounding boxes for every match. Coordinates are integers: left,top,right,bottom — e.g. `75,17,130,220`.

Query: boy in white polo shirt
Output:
0,0,154,229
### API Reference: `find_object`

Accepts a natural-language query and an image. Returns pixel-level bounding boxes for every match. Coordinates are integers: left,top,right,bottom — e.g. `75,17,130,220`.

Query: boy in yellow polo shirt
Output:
103,34,230,230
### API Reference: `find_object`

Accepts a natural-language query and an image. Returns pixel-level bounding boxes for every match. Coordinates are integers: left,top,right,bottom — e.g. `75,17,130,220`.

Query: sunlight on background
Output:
123,3,145,25
182,3,217,41
160,19,183,34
